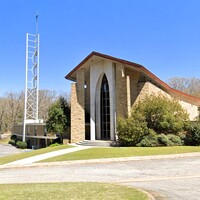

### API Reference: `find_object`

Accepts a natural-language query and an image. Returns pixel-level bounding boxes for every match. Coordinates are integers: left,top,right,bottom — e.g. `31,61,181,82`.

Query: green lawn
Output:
1,145,200,165
0,144,73,165
0,182,148,200
41,146,200,162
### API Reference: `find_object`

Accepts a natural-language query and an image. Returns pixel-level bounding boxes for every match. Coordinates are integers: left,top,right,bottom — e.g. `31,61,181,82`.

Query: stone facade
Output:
70,69,85,143
179,100,198,120
135,81,171,104
115,64,127,118
135,81,198,120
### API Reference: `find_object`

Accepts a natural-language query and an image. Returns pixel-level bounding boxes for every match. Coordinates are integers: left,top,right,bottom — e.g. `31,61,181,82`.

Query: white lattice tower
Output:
25,33,39,119
23,15,40,142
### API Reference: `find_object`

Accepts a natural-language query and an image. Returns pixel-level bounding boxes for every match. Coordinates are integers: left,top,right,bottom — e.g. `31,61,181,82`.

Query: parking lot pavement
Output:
0,144,22,157
0,156,200,200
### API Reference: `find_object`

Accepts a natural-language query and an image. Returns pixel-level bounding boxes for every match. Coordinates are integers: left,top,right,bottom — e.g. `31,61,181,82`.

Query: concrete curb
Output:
136,188,156,200
141,189,167,200
1,152,199,169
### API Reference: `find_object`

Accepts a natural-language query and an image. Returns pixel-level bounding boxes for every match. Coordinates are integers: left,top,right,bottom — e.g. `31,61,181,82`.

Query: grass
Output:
42,146,200,162
0,144,73,165
0,182,148,200
1,145,200,165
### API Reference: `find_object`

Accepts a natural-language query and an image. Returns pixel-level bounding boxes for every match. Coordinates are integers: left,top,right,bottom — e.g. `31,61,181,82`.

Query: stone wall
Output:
115,64,128,117
70,69,85,143
129,71,140,106
179,100,198,120
135,81,170,105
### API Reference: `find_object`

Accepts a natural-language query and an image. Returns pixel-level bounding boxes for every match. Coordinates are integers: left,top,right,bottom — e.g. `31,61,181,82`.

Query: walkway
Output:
4,145,92,166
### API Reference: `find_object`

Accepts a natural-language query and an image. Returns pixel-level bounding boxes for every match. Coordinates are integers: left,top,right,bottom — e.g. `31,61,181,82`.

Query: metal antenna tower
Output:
23,13,40,142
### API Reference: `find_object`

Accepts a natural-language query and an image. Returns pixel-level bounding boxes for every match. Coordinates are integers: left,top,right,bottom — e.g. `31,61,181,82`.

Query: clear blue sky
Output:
1,0,200,96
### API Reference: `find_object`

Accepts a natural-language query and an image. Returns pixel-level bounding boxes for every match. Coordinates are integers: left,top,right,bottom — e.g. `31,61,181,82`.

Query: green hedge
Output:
137,134,183,147
16,141,27,149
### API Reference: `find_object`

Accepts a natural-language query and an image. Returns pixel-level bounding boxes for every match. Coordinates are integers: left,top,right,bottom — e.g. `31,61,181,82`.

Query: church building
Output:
65,52,200,143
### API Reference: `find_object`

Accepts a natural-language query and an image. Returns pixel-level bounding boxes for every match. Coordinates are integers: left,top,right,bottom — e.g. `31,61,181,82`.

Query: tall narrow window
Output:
100,74,110,140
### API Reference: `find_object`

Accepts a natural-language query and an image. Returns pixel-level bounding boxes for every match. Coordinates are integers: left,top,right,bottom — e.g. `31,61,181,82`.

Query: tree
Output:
7,91,24,124
0,90,69,134
46,96,70,135
59,96,70,127
167,77,200,97
38,90,57,121
0,97,7,133
133,95,189,134
117,95,189,146
0,91,25,133
117,112,151,146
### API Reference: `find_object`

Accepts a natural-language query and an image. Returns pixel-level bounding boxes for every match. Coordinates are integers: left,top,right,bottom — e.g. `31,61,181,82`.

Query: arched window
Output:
100,74,110,139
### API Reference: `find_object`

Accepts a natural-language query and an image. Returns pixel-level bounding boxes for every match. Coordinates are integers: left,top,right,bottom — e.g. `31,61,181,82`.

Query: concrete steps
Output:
76,140,112,147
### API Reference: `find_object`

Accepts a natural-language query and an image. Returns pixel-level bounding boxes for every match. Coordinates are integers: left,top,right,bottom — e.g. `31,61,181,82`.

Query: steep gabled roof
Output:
65,51,200,105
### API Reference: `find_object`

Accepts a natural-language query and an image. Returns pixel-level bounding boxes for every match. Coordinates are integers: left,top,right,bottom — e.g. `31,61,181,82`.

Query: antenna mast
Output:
23,13,41,142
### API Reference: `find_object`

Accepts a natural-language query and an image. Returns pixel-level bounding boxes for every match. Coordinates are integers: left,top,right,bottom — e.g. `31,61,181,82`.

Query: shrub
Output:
132,95,189,134
136,133,158,147
117,113,149,146
185,122,200,146
137,133,182,147
16,141,27,149
167,134,182,146
9,139,16,146
117,95,189,147
49,143,61,147
157,134,170,146
10,135,18,144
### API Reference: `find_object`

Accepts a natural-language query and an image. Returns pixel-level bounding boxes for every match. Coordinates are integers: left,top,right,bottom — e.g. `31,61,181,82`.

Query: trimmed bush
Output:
16,141,27,149
9,139,16,146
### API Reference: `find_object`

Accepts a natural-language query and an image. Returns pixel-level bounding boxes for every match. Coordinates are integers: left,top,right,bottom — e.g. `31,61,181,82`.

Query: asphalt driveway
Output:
0,144,22,157
0,156,200,200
